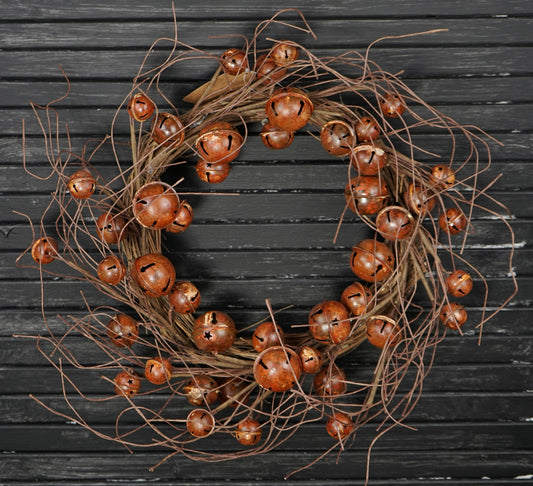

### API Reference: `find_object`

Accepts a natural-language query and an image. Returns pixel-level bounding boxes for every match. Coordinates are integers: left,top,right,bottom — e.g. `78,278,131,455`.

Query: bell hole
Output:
258,359,268,370
162,279,171,292
151,220,158,227
204,331,212,340
255,335,265,342
371,264,383,277
304,357,314,362
107,264,117,270
270,101,278,117
200,140,209,155
72,184,78,192
348,292,361,299
310,308,323,318
158,118,166,130
458,288,465,295
140,263,156,273
191,292,199,302
137,199,148,205
297,100,305,116
227,134,233,150
210,313,218,325
367,151,375,165
386,210,392,222
400,220,410,227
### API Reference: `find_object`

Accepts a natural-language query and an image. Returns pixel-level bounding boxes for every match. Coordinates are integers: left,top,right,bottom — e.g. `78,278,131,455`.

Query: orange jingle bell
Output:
96,212,128,245
131,253,176,297
132,182,180,230
345,175,389,215
97,255,126,285
67,169,95,199
168,280,201,314
446,269,473,298
107,314,139,348
187,409,215,438
151,112,185,148
299,345,323,374
127,93,155,122
31,237,58,264
313,363,347,396
366,315,402,349
350,239,395,283
341,281,373,317
253,346,302,393
235,418,262,446
114,370,141,398
145,356,172,385
375,206,415,241
166,200,193,233
326,411,354,440
252,321,284,353
265,87,313,132
320,120,355,157
261,121,294,150
308,300,351,345
196,121,243,164
192,311,236,354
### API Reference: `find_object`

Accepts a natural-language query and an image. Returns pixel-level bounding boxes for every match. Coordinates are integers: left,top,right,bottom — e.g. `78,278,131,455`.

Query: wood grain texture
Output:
0,1,531,485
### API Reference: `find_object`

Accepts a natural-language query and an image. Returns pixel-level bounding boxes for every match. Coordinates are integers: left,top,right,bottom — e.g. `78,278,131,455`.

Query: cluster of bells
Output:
29,41,474,443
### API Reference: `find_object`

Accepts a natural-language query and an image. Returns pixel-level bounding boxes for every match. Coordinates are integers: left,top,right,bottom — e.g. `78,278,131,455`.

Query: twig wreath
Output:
18,9,518,482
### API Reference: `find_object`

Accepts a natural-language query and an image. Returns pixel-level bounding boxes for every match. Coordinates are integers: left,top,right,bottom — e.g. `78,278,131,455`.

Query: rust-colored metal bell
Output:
313,363,346,396
168,280,201,314
192,311,236,354
132,182,179,230
270,41,299,66
366,315,401,349
380,92,406,118
107,314,138,348
355,116,381,142
326,411,354,440
345,176,390,215
96,212,128,245
320,120,355,156
446,269,473,298
183,374,219,406
235,418,262,446
430,164,456,189
166,200,193,233
299,345,323,374
131,253,176,297
439,208,467,235
196,121,243,164
187,409,215,438
253,346,302,392
308,300,351,345
252,321,284,352
219,377,250,407
265,88,313,132
144,356,172,385
260,121,294,149
221,48,248,75
31,237,58,264
195,159,232,184
403,182,436,215
341,281,373,317
375,206,415,241
350,239,395,283
350,144,388,175
440,302,468,329
114,370,141,398
151,112,185,148
255,54,287,83
67,169,96,199
97,255,126,285
127,93,155,122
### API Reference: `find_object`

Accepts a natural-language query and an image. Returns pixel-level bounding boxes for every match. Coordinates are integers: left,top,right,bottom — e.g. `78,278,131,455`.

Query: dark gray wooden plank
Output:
2,220,526,250
0,450,531,481
2,47,531,80
2,392,531,424
4,0,531,20
4,133,531,165
6,104,533,137
2,363,530,394
2,19,532,50
1,160,531,193
0,275,524,309
3,191,531,223
3,77,533,107
2,248,529,281
1,334,530,366
3,307,532,337
2,422,531,452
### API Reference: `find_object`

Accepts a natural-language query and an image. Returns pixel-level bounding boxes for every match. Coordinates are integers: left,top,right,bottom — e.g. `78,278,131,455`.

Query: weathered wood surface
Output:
0,1,532,485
